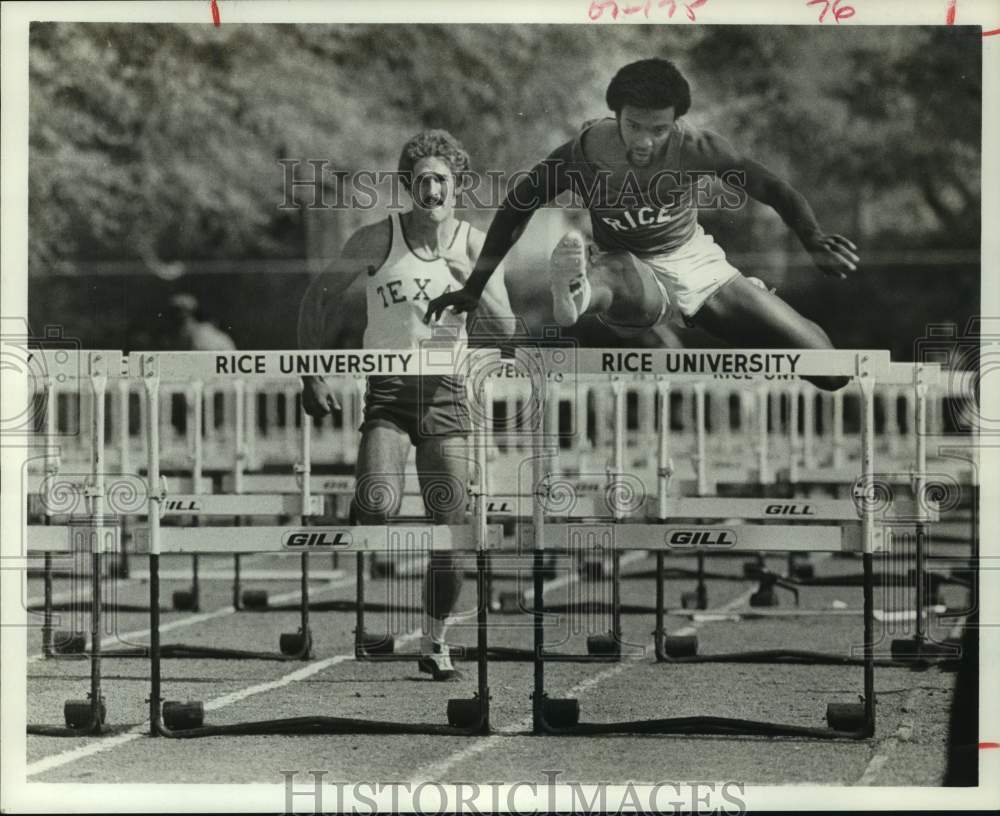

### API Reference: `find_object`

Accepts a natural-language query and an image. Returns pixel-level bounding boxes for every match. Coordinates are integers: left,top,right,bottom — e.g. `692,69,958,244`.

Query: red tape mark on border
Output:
210,0,221,26
980,742,1000,749
946,1,1000,34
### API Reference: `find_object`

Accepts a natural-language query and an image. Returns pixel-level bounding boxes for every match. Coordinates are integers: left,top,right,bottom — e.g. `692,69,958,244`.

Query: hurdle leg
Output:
277,552,312,657
863,552,876,735
695,552,707,609
191,552,201,610
186,381,203,607
232,545,242,610
653,552,666,659
42,550,54,656
915,522,926,645
532,545,546,732
354,553,365,653
611,551,622,649
476,548,491,731
87,548,106,731
149,550,163,736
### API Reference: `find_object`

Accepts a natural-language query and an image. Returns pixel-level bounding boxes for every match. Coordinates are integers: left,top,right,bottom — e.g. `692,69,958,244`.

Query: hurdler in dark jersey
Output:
426,59,860,391
568,117,700,256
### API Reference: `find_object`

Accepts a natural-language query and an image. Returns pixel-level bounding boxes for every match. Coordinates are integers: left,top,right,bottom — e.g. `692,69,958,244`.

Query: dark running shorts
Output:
360,375,471,445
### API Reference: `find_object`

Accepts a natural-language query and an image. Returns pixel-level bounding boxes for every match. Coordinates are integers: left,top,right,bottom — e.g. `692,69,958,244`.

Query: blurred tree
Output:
28,22,701,273
29,23,979,358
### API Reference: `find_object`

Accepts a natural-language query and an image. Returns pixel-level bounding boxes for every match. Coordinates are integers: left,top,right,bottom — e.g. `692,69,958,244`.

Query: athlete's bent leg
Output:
415,434,469,680
550,231,670,335
692,276,848,391
352,421,410,522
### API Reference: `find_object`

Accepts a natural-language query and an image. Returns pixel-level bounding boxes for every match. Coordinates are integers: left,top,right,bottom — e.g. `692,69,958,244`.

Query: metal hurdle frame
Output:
33,358,327,661
528,348,892,738
26,351,123,734
138,350,496,736
747,363,969,659
125,354,330,661
647,363,943,667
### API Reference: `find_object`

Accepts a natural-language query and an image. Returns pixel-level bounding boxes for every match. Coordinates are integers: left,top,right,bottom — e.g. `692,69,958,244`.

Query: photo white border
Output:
2,0,997,812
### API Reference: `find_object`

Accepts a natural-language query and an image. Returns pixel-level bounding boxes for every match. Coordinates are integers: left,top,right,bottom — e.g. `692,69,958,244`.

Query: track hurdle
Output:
29,361,334,658
751,362,971,646
137,350,497,736
26,350,124,734
526,348,892,738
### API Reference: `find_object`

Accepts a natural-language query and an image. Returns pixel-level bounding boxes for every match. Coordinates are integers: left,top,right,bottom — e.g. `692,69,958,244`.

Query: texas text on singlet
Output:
362,213,471,443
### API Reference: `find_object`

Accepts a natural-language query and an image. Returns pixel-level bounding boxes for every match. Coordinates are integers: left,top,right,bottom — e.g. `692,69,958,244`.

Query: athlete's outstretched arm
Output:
297,220,388,349
424,142,574,323
297,219,388,417
695,129,860,279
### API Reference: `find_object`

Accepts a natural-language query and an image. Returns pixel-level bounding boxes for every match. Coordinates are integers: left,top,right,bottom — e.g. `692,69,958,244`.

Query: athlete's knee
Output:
794,321,847,391
801,318,835,349
421,471,466,524
808,375,849,392
352,475,402,523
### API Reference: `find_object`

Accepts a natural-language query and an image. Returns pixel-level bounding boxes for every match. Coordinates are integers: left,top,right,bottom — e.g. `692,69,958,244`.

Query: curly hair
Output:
397,129,472,190
606,59,691,117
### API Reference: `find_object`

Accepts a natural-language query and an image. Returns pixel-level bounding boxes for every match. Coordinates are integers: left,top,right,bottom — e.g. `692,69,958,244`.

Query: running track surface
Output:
21,534,969,788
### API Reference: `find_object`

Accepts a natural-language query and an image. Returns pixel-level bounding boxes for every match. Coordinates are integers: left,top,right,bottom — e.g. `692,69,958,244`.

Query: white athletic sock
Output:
550,230,591,327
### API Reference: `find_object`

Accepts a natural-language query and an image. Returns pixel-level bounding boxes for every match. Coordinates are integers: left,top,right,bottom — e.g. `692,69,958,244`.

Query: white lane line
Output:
26,575,357,664
25,548,655,781
855,616,967,786
26,551,759,779
25,630,422,778
29,549,591,776
410,588,755,783
856,687,920,786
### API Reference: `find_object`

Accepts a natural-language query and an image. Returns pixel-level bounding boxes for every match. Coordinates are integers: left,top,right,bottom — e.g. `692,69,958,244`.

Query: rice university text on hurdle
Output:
215,352,415,375
601,351,803,374
213,351,804,376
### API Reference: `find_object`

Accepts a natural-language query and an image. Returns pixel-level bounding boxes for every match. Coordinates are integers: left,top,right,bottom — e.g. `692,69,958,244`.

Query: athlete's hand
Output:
804,233,859,279
301,376,341,419
424,286,481,325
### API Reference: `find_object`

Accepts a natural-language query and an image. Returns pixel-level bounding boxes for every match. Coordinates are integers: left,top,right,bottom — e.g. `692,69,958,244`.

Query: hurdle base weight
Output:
890,637,959,663
541,698,580,729
825,702,866,732
241,589,269,610
446,698,483,730
681,587,708,610
64,696,106,730
163,700,205,730
279,629,313,657
660,633,698,658
172,590,198,611
53,630,87,654
585,633,621,658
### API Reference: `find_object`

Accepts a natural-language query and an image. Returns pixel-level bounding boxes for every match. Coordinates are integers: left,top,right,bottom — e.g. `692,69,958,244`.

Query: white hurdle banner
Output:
29,348,930,560
530,349,889,556
123,348,890,381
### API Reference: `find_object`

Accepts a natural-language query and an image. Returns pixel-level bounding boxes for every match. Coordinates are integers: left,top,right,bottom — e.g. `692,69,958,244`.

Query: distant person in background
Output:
163,293,236,351
298,129,515,681
425,58,858,391
162,292,235,435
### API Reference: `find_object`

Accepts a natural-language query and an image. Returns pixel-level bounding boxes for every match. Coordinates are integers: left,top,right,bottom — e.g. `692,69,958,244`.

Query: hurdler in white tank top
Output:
363,212,470,351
